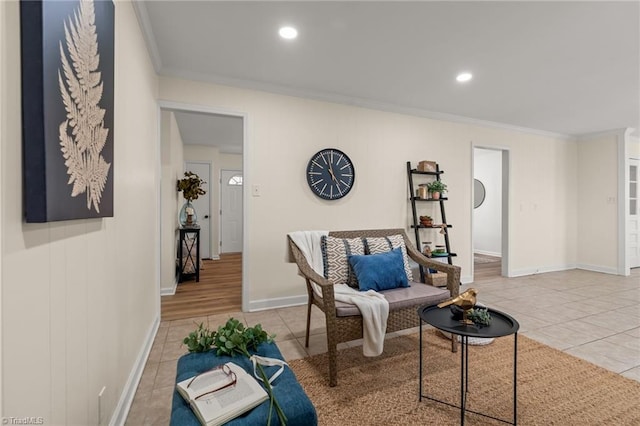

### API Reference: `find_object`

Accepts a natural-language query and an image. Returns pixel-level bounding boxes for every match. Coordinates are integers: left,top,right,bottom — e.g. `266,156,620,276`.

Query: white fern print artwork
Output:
58,0,110,213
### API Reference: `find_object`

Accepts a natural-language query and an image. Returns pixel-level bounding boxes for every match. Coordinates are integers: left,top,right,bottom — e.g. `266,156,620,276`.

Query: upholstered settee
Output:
288,229,461,386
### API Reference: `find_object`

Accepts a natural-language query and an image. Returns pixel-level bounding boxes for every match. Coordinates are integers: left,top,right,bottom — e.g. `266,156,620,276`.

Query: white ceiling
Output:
137,1,640,149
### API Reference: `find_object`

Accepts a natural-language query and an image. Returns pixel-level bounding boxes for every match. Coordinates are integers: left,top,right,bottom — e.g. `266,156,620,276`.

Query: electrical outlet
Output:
252,185,260,197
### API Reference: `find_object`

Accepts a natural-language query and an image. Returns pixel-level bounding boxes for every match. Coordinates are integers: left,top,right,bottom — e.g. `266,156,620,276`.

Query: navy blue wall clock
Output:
21,0,114,222
306,148,355,200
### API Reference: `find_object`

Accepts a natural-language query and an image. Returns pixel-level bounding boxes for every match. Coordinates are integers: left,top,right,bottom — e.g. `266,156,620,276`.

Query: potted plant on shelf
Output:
427,180,447,200
177,171,207,227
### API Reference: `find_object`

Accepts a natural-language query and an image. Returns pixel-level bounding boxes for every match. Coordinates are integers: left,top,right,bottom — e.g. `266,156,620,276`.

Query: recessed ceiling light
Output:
456,72,473,83
279,26,298,40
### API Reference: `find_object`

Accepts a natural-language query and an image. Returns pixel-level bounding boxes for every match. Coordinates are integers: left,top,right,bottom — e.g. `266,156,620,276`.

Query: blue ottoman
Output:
171,342,317,426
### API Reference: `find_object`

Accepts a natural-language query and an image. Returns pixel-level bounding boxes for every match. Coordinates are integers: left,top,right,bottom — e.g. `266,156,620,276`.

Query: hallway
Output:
161,253,242,321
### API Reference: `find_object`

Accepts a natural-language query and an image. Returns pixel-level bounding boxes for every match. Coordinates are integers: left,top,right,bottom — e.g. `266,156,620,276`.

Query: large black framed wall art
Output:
21,0,114,222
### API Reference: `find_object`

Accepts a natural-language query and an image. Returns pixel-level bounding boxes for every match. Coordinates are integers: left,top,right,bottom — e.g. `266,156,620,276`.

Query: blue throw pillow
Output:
348,248,409,292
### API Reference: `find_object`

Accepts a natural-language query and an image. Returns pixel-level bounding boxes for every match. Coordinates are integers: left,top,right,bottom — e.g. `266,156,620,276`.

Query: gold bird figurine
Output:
438,288,478,324
437,288,478,311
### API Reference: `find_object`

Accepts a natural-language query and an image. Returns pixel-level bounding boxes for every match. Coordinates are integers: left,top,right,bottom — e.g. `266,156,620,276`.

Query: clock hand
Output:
320,152,338,182
328,166,338,183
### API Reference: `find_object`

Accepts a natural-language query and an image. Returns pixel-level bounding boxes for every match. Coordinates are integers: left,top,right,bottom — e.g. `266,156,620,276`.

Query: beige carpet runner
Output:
289,330,640,425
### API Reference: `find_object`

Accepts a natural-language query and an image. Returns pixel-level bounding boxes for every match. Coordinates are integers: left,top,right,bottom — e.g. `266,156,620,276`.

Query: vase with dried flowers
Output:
177,171,206,227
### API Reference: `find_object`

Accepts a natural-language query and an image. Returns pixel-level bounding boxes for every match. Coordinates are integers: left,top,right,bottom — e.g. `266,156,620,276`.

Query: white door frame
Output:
619,128,635,276
471,145,511,280
157,100,249,312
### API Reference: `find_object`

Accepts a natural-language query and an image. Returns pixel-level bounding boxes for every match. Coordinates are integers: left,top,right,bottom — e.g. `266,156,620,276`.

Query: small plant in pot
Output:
427,181,447,200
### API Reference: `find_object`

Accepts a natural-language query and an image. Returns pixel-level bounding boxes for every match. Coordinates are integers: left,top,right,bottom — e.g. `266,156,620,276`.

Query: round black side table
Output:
418,305,520,425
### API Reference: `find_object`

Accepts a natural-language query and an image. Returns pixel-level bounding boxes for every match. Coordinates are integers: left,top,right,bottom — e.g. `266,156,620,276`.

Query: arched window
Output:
227,175,243,186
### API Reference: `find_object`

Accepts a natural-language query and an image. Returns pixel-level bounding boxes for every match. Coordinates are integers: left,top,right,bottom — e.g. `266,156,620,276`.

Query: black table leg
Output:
514,332,518,425
460,335,466,425
419,320,423,402
465,335,470,393
195,230,200,282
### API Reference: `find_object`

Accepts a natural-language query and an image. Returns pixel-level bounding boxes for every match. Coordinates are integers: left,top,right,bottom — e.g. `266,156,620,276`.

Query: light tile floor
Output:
125,268,640,425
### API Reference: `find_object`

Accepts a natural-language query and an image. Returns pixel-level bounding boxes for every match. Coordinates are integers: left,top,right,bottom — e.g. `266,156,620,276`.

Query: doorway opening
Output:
158,101,246,319
472,147,510,280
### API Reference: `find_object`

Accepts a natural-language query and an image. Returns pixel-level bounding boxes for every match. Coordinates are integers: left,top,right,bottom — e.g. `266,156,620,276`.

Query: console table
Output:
418,305,519,425
178,227,200,283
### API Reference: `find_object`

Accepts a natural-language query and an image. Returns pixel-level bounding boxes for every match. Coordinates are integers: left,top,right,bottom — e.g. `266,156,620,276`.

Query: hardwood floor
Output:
473,253,502,280
161,253,242,321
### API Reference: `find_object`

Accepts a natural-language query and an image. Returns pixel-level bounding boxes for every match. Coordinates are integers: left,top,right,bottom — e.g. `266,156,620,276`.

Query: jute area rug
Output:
289,330,640,425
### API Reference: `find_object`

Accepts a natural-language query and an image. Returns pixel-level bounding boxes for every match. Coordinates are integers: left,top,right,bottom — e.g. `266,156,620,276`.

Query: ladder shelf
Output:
407,161,456,283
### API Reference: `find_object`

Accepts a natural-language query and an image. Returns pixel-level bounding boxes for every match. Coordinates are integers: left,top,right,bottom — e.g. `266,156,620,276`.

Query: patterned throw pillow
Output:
321,236,366,288
365,235,414,282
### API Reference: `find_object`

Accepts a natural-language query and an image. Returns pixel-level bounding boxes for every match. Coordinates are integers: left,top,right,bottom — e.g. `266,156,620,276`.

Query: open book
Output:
176,361,268,426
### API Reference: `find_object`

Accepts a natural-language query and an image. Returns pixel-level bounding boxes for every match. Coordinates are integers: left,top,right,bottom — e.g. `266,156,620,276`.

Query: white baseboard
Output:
575,263,620,275
509,264,575,277
248,294,308,312
160,280,177,296
510,263,621,277
109,314,160,426
474,250,501,257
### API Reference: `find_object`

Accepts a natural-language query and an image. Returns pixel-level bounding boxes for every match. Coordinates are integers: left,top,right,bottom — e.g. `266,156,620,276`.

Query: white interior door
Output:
629,159,640,268
186,161,211,259
221,170,243,253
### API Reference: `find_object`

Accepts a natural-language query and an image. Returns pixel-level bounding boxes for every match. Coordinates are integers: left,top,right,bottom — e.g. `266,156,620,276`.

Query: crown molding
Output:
131,1,162,73
159,67,577,142
576,128,634,141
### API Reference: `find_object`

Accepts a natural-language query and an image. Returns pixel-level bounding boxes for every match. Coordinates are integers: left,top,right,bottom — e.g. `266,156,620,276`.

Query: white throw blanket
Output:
288,231,390,356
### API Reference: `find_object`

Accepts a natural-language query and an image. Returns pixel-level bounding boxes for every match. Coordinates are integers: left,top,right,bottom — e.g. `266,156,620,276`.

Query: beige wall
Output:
1,1,159,423
160,111,184,293
159,77,578,308
221,153,243,171
0,0,5,417
630,136,640,158
577,132,620,272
